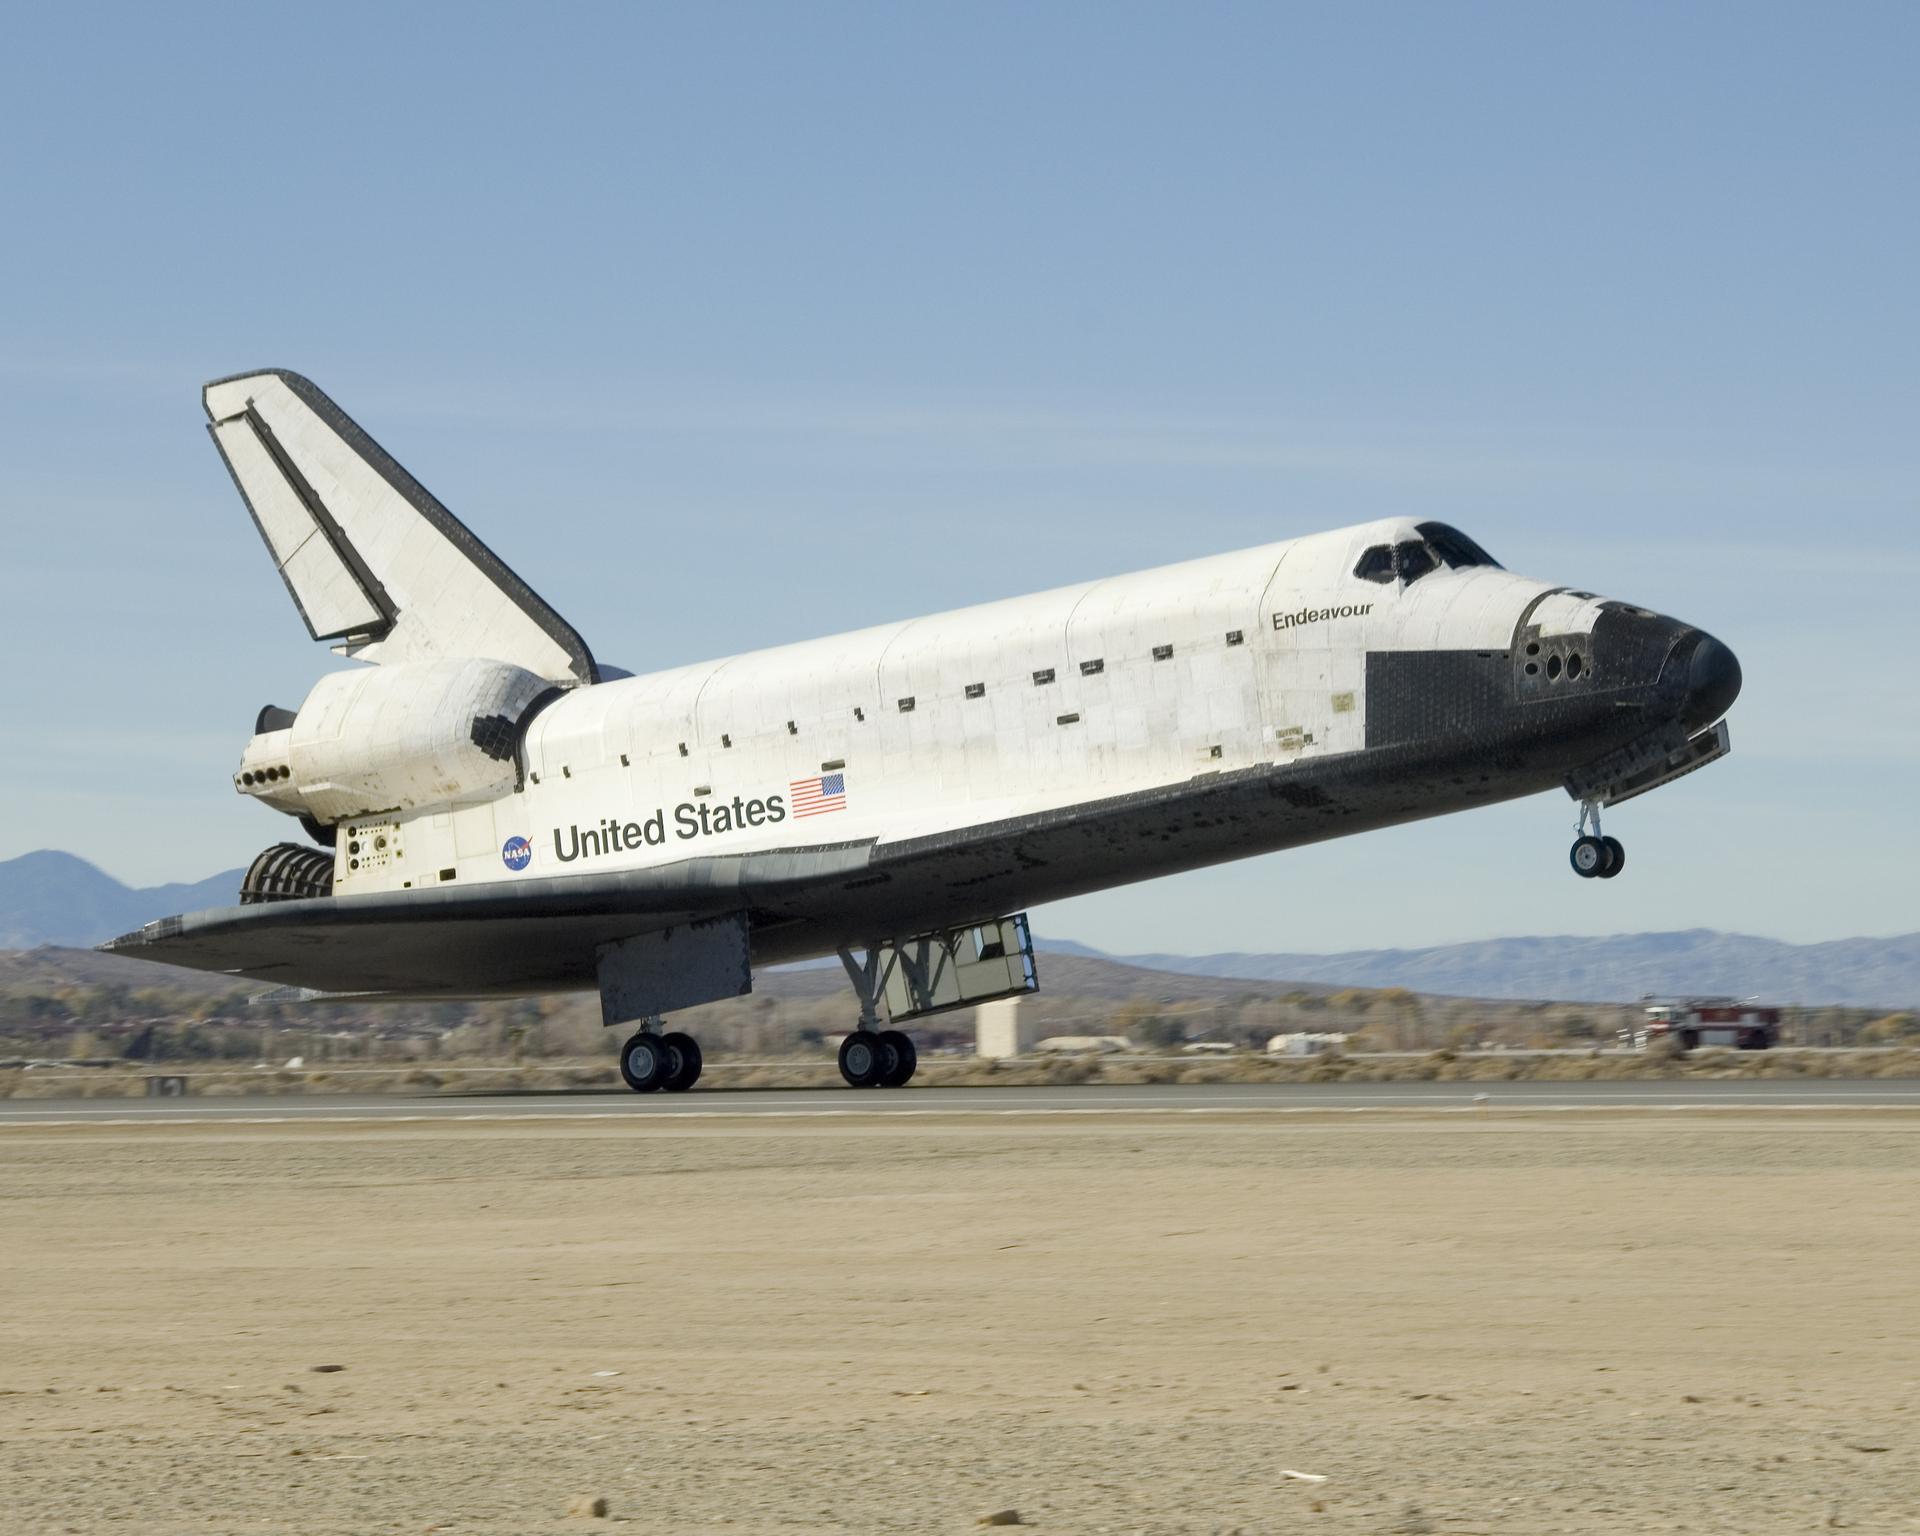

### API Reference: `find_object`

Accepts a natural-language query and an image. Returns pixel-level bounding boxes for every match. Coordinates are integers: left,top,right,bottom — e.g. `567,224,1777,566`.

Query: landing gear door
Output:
877,914,1040,1023
1256,534,1372,759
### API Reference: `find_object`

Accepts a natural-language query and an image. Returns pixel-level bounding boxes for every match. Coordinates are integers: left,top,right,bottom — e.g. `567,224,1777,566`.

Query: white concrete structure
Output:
975,997,1035,1061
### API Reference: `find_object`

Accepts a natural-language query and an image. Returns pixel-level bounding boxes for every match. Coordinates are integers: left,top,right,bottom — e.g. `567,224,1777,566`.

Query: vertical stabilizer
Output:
203,370,597,686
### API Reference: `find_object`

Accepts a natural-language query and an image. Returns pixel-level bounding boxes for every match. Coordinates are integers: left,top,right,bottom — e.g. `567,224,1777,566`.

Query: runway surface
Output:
4,1076,1918,1125
10,1101,1919,1532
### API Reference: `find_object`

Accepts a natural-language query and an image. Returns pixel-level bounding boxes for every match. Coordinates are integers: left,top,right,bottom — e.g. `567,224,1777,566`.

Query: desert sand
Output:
3,1110,1917,1533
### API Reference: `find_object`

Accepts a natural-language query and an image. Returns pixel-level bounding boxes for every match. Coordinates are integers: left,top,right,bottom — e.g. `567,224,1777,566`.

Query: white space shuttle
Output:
108,371,1742,1092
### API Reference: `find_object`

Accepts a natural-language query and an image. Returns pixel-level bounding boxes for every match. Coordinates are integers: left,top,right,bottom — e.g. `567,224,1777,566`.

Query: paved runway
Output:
4,1077,1919,1126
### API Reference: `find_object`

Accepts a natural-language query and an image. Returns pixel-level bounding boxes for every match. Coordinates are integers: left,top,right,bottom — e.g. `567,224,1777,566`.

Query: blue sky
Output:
1,3,1915,951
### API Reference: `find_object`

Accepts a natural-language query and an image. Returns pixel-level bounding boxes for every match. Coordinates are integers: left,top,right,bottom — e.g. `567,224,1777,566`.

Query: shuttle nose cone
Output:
1682,634,1741,729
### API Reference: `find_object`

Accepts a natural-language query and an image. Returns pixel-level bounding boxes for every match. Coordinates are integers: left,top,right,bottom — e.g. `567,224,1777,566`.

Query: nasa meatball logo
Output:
501,835,533,872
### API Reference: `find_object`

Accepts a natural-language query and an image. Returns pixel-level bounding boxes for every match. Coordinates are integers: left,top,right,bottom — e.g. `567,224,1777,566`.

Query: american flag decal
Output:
789,771,847,818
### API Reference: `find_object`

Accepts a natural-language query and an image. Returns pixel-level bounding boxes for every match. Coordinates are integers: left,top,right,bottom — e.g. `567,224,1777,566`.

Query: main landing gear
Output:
834,946,918,1088
618,1022,703,1093
1570,800,1625,880
836,1028,918,1088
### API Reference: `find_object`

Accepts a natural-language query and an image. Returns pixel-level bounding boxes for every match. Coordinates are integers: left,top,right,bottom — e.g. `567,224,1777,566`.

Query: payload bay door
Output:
1256,537,1367,759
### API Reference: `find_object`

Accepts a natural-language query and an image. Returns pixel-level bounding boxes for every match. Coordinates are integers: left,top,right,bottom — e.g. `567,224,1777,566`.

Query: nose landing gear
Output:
1570,801,1625,879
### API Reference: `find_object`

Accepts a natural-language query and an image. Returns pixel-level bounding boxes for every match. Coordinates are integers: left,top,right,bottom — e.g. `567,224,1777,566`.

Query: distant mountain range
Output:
0,851,242,950
1039,933,1920,1009
2,850,1913,1008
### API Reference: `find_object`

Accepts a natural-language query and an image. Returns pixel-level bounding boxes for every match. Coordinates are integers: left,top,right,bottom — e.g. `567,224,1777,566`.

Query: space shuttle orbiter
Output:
108,371,1741,1093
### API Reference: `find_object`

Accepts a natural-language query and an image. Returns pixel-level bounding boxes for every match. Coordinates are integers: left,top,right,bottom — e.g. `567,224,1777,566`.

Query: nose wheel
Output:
1570,802,1625,879
1570,835,1625,878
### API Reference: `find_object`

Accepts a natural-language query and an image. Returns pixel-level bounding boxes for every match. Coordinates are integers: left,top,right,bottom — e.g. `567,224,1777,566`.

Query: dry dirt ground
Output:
2,1111,1917,1535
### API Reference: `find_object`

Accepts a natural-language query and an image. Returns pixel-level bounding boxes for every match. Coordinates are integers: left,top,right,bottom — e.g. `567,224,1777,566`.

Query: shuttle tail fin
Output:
203,370,597,686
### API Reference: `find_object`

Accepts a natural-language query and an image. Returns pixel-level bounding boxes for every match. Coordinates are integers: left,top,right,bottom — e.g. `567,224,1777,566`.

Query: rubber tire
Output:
838,1030,887,1088
1570,835,1607,878
1598,836,1625,879
619,1031,672,1093
661,1031,703,1092
877,1029,917,1087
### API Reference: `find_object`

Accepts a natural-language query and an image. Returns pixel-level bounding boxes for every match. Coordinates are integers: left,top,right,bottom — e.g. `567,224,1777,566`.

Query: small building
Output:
1033,1035,1133,1055
1267,1031,1349,1056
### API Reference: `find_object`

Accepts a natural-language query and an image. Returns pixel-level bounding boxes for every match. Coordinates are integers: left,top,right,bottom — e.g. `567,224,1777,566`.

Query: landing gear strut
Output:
1570,801,1625,880
618,1021,703,1093
835,947,918,1088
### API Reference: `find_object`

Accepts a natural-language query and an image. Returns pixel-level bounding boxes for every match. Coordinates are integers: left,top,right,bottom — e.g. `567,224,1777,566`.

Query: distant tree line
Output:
1,972,1909,1062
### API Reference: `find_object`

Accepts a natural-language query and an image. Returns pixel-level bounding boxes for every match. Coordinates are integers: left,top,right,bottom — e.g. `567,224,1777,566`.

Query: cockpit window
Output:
1416,521,1502,570
1356,530,1495,586
1394,540,1437,583
1354,545,1396,583
1354,541,1441,584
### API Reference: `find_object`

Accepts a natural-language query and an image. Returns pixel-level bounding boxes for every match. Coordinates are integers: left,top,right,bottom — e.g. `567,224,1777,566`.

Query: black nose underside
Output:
1682,634,1741,729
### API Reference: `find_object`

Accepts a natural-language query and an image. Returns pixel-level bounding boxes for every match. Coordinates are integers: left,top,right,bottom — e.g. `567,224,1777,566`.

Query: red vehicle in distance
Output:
1629,999,1781,1051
